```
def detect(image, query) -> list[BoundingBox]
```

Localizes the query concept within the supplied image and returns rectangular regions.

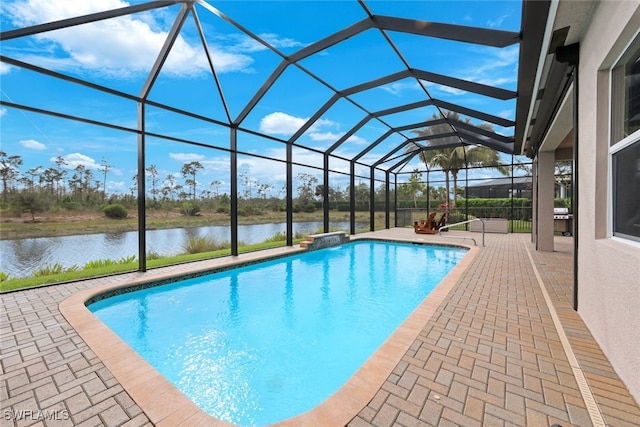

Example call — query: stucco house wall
[576,0,640,403]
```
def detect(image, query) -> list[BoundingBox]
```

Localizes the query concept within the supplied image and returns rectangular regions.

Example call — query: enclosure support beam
[370,167,375,231]
[230,127,238,256]
[323,154,330,233]
[426,170,431,217]
[286,144,293,246]
[350,162,356,235]
[385,171,391,229]
[394,174,398,227]
[510,155,515,233]
[137,102,147,272]
[463,147,469,229]
[139,3,191,100]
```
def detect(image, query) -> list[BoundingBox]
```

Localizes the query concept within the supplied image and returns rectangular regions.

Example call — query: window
[624,46,640,136]
[612,142,640,241]
[611,38,640,242]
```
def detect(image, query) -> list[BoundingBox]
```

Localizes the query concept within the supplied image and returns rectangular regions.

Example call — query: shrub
[147,199,162,210]
[147,251,163,260]
[263,231,287,242]
[303,202,316,213]
[61,199,80,211]
[263,231,305,243]
[180,201,201,216]
[13,191,51,221]
[448,212,468,224]
[84,259,115,269]
[83,256,136,269]
[119,255,136,264]
[238,205,263,216]
[554,198,570,208]
[182,236,229,254]
[0,272,9,282]
[102,203,128,219]
[455,198,531,220]
[34,263,65,277]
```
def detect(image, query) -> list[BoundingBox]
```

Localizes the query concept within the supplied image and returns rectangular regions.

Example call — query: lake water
[0,221,362,278]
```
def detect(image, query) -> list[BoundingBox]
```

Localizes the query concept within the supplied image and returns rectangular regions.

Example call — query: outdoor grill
[553,207,573,236]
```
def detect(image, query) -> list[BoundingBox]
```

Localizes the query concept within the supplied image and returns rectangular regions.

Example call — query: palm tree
[418,147,463,210]
[409,111,509,210]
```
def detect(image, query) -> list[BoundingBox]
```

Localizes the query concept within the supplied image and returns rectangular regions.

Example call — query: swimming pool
[88,240,467,426]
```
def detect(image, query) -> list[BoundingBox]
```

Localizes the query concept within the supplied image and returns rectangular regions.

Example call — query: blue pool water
[89,240,466,426]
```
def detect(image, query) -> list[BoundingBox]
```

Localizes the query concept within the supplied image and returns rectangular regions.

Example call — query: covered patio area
[2,230,638,426]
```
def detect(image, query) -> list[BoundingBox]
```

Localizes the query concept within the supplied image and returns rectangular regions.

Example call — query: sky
[0,0,528,198]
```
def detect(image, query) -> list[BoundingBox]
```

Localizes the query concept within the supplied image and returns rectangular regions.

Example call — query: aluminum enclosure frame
[0,0,545,269]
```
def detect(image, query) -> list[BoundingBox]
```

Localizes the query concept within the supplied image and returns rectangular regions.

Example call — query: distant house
[465,176,571,200]
[465,177,533,199]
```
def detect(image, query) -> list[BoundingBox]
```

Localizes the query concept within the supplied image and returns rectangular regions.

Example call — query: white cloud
[493,125,512,136]
[463,45,519,86]
[19,139,46,150]
[309,118,336,131]
[224,33,305,53]
[476,76,514,87]
[199,157,231,176]
[379,80,420,95]
[204,47,253,74]
[53,152,99,170]
[308,131,343,142]
[487,15,509,29]
[106,180,127,194]
[259,112,307,136]
[497,109,514,119]
[346,135,367,145]
[169,152,206,163]
[259,112,370,149]
[0,62,11,75]
[260,33,305,50]
[0,107,7,117]
[422,81,466,96]
[2,0,254,78]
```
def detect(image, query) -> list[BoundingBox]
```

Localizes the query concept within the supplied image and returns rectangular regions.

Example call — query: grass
[0,237,307,293]
[182,236,230,254]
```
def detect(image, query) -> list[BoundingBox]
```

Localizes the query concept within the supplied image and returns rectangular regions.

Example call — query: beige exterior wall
[575,0,640,403]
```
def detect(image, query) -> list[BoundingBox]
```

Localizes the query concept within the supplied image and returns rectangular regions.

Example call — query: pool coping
[59,237,479,426]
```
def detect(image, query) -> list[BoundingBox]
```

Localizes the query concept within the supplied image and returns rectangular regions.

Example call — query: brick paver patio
[1,230,639,426]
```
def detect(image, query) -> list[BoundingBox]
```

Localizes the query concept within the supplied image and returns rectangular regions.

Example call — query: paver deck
[1,229,639,426]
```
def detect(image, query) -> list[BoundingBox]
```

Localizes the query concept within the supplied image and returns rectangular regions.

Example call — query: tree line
[0,151,397,220]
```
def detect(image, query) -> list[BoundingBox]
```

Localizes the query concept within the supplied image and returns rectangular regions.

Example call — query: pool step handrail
[438,218,485,247]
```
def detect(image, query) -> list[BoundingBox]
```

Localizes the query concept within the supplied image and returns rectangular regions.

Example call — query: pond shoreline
[0,210,372,240]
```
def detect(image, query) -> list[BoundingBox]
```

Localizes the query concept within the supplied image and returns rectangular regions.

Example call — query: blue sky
[0,0,527,198]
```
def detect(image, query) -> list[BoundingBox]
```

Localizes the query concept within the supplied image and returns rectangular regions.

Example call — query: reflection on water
[0,221,359,278]
[103,231,127,245]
